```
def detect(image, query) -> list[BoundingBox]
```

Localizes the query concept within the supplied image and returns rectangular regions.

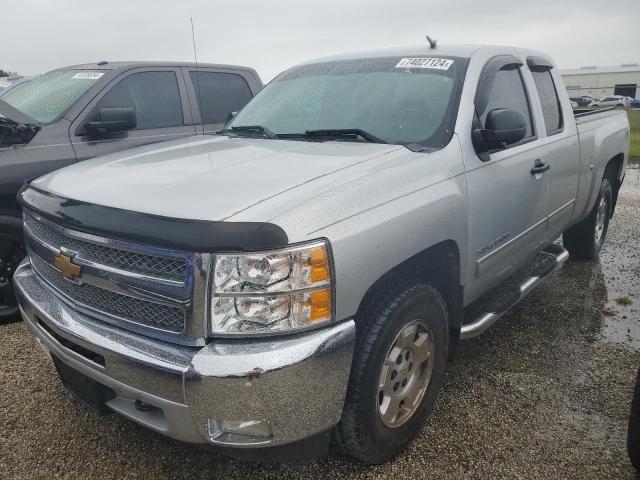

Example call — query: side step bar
[460,244,569,340]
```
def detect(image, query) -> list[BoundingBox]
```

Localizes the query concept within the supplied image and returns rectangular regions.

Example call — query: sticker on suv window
[395,58,454,70]
[71,72,104,80]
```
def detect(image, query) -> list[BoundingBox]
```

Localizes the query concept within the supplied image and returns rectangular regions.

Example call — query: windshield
[0,79,28,98]
[228,56,467,148]
[1,70,104,123]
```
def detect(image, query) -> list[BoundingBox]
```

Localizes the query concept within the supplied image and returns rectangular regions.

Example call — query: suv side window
[94,71,184,130]
[482,66,534,142]
[531,69,563,135]
[190,71,253,124]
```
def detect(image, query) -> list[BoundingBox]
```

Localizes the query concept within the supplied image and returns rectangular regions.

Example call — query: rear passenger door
[526,57,579,240]
[182,68,257,134]
[70,68,197,161]
[463,56,549,300]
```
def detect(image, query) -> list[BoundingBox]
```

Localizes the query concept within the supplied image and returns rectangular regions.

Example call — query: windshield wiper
[217,125,279,139]
[302,128,387,144]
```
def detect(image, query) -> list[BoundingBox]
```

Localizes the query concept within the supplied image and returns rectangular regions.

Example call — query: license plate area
[52,355,115,416]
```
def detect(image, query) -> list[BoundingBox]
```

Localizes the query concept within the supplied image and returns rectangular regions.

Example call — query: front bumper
[13,260,355,451]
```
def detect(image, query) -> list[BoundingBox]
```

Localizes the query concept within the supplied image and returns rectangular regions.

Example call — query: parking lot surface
[1,172,639,480]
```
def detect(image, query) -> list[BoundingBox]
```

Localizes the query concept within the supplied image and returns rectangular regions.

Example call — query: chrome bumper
[13,260,355,449]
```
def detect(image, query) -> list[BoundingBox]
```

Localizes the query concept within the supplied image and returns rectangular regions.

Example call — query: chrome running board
[460,244,569,340]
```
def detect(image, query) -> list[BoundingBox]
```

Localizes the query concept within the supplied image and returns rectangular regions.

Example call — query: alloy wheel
[377,319,434,428]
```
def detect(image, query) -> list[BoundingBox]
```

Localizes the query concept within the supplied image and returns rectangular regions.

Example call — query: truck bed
[572,107,629,222]
[574,107,621,122]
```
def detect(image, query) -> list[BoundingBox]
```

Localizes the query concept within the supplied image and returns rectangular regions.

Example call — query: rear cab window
[530,66,563,136]
[189,71,254,125]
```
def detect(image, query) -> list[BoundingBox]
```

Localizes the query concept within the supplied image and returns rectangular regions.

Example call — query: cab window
[92,71,184,130]
[481,66,535,143]
[531,69,563,135]
[190,71,253,124]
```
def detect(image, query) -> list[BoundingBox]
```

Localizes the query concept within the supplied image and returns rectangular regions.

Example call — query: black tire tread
[335,276,447,463]
[563,178,612,261]
[0,214,24,322]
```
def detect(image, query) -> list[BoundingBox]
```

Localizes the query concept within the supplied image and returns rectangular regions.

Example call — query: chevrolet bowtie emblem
[53,253,82,280]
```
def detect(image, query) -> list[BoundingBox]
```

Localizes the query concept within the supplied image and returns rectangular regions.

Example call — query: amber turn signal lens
[308,288,332,322]
[310,247,330,283]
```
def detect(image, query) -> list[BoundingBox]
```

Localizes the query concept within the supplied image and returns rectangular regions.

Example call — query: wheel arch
[355,240,463,361]
[604,153,624,217]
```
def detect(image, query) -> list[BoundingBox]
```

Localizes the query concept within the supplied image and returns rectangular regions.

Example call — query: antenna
[426,35,438,49]
[190,17,204,130]
[190,16,199,67]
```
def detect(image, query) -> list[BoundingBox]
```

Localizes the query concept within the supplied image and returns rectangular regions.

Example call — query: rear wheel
[563,177,612,261]
[0,215,25,323]
[335,277,448,464]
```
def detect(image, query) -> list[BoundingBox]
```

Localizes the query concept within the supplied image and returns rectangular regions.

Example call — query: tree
[0,69,11,77]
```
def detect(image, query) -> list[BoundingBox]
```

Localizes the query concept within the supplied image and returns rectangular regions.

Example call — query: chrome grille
[24,211,187,281]
[31,254,186,333]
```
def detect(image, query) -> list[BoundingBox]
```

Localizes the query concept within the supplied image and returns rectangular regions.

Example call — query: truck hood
[32,135,404,221]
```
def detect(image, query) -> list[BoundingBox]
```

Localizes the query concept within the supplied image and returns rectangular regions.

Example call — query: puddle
[597,175,640,351]
[599,291,640,350]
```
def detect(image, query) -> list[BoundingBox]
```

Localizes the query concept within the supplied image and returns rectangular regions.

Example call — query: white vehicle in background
[570,99,578,108]
[591,95,626,108]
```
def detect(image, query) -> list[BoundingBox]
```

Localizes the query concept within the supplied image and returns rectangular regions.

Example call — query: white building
[560,64,639,100]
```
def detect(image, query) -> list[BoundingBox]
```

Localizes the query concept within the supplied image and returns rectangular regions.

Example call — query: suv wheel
[0,215,25,323]
[335,277,448,464]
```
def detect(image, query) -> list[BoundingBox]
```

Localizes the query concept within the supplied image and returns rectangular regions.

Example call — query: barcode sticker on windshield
[395,58,454,70]
[72,72,104,80]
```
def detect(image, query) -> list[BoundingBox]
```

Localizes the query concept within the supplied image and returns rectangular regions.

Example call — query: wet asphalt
[1,170,639,479]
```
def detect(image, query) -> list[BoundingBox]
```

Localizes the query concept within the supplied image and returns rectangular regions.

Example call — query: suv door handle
[530,160,550,175]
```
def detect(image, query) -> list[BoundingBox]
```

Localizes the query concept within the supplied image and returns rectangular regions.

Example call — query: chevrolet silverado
[13,44,629,463]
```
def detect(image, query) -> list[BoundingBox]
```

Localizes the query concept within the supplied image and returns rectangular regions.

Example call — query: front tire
[335,277,448,464]
[563,177,612,261]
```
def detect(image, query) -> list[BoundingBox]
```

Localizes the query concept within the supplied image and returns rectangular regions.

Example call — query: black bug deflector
[17,184,289,252]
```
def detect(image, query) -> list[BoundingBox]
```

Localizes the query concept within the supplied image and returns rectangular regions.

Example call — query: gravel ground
[1,172,640,479]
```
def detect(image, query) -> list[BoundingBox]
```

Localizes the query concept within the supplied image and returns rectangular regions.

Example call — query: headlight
[211,240,334,334]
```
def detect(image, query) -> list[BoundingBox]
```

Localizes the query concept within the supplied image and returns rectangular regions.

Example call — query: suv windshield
[228,56,468,149]
[2,70,104,124]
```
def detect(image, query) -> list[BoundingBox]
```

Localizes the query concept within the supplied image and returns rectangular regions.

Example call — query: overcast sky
[2,0,638,81]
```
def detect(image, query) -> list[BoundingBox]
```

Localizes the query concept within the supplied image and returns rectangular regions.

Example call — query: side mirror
[225,111,239,123]
[85,107,136,136]
[473,108,526,153]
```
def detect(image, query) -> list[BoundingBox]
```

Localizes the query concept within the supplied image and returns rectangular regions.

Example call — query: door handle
[530,160,550,175]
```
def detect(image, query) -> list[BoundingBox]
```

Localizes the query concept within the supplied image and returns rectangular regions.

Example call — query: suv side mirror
[84,107,136,136]
[473,108,526,153]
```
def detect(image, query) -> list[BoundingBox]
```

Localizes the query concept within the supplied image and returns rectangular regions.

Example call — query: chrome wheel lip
[594,196,607,246]
[377,319,434,429]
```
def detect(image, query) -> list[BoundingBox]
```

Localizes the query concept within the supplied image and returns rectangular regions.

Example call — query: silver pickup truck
[13,44,629,464]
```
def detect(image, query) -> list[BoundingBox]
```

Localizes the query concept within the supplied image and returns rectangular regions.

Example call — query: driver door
[463,56,549,302]
[70,67,197,161]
